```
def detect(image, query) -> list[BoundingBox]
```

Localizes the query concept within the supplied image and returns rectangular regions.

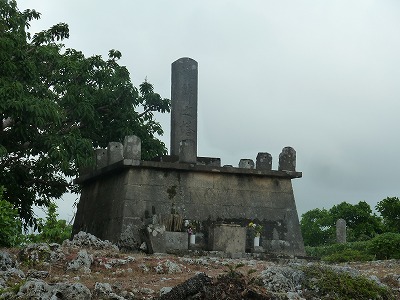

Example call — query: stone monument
[170,57,198,157]
[336,218,347,244]
[72,57,305,257]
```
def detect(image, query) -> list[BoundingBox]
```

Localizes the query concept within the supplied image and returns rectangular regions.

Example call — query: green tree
[330,201,382,241]
[301,201,382,246]
[0,186,23,246]
[28,202,72,244]
[300,208,333,246]
[376,197,400,233]
[0,0,170,227]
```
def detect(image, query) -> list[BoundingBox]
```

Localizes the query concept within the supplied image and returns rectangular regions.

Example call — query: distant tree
[376,197,400,233]
[0,0,170,227]
[300,208,333,246]
[301,201,382,246]
[329,201,382,241]
[27,202,72,244]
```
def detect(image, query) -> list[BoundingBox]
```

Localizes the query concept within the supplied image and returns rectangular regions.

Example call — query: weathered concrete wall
[73,170,127,241]
[73,160,305,256]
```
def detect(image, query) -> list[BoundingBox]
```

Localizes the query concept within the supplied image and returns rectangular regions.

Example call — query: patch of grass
[301,264,395,300]
[307,233,400,262]
[305,241,372,260]
[0,279,26,297]
[322,249,374,263]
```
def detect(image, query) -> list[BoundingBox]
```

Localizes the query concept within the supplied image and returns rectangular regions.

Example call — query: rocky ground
[1,232,400,299]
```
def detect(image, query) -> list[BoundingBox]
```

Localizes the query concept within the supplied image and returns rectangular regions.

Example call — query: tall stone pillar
[170,57,198,157]
[336,219,347,244]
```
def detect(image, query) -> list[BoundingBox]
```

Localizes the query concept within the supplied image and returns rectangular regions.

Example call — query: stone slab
[165,232,189,251]
[210,224,246,254]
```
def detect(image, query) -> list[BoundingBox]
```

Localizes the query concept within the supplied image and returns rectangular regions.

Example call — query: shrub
[28,202,72,244]
[302,264,395,299]
[368,233,400,260]
[305,240,371,260]
[0,186,23,247]
[322,249,374,263]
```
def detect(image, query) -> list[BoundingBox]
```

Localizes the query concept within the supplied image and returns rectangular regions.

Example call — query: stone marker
[95,149,108,169]
[336,219,346,244]
[278,147,296,171]
[107,142,123,165]
[142,225,166,254]
[179,139,196,163]
[170,57,198,157]
[210,224,246,258]
[256,152,272,170]
[165,232,189,251]
[239,159,255,169]
[123,135,141,160]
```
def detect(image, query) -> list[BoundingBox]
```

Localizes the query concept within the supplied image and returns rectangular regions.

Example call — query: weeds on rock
[301,264,395,300]
[190,263,275,300]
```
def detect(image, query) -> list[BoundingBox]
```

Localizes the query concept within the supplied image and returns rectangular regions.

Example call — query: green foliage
[301,201,382,247]
[27,202,72,244]
[376,197,400,232]
[301,208,334,246]
[224,263,245,278]
[307,233,400,262]
[302,264,395,300]
[0,190,71,246]
[222,263,261,287]
[0,280,25,297]
[305,241,371,260]
[367,232,400,260]
[0,186,23,246]
[0,0,170,227]
[322,249,374,263]
[329,201,382,241]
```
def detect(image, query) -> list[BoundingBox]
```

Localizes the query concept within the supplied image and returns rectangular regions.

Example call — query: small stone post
[278,147,296,171]
[123,135,141,165]
[336,219,347,244]
[256,152,272,170]
[107,142,123,165]
[170,57,198,157]
[239,159,255,169]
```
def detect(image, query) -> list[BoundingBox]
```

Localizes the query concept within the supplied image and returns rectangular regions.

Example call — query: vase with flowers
[185,220,197,244]
[248,221,263,247]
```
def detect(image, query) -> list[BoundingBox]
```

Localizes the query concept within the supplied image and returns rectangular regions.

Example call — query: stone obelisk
[170,57,198,161]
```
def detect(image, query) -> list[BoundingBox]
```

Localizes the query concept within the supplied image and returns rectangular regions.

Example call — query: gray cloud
[18,0,400,219]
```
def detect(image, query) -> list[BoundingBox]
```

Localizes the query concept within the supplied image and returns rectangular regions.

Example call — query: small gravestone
[336,219,346,244]
[256,152,272,170]
[278,147,296,171]
[239,159,255,169]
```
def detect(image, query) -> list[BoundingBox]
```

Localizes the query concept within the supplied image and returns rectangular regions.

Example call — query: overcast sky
[17,0,400,221]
